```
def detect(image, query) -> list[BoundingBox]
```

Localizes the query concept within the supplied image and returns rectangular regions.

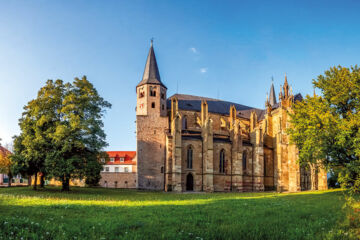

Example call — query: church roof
[137,42,167,89]
[167,94,266,120]
[0,146,11,156]
[294,93,303,102]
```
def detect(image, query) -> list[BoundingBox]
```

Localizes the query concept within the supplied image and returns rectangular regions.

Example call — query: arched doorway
[186,173,194,191]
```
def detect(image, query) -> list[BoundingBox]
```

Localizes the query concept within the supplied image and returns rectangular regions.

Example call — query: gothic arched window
[182,116,188,130]
[187,146,193,169]
[219,149,225,173]
[243,151,247,171]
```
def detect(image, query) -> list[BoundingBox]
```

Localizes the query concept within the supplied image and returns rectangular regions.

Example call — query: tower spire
[283,73,289,98]
[269,77,277,106]
[137,40,167,89]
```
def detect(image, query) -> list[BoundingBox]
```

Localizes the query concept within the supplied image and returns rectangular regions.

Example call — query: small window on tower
[162,104,164,110]
[161,92,165,99]
[139,88,145,98]
[152,102,155,108]
[150,86,156,97]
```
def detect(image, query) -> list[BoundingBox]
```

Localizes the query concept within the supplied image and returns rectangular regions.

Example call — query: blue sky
[1,0,360,150]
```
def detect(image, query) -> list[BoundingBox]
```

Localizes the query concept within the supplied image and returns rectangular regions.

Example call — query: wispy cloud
[190,47,198,54]
[200,68,208,74]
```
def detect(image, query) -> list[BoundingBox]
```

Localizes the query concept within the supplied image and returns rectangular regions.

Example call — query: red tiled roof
[0,146,11,155]
[105,151,136,165]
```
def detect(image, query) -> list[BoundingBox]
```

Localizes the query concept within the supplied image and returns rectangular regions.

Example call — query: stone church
[136,42,327,192]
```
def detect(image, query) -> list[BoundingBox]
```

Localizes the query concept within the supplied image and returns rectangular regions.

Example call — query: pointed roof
[283,73,289,97]
[137,41,167,89]
[269,82,276,106]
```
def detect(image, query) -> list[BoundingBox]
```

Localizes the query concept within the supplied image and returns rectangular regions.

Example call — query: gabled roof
[105,151,136,165]
[137,42,167,89]
[106,151,136,159]
[167,94,266,120]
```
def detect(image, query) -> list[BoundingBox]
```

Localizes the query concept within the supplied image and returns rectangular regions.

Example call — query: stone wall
[181,139,203,191]
[137,115,167,190]
[213,141,232,191]
[138,91,328,192]
[100,172,137,188]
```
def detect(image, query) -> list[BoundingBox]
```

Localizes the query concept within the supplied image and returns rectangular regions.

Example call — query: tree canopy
[288,66,360,193]
[12,76,111,190]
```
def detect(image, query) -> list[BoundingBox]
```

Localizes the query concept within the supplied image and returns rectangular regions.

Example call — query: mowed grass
[0,187,350,240]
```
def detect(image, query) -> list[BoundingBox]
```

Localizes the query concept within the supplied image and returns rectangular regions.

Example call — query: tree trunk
[7,176,11,187]
[40,174,45,188]
[7,172,12,187]
[33,172,38,190]
[61,175,70,191]
[28,176,31,186]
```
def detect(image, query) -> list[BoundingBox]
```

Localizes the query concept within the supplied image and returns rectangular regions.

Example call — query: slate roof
[167,94,266,120]
[294,93,303,102]
[137,42,167,89]
[269,83,277,106]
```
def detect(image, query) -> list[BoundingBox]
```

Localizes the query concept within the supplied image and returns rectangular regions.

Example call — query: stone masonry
[136,42,327,192]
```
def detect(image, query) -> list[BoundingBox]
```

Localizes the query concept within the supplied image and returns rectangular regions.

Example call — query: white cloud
[190,47,198,54]
[200,68,207,74]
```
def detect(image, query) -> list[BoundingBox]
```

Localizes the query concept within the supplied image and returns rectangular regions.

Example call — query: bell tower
[136,40,167,117]
[136,40,168,190]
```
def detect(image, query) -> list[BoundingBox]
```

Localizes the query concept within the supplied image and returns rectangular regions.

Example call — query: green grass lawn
[0,187,353,240]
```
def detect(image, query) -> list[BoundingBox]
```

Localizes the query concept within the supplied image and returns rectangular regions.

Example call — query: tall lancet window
[243,151,247,171]
[187,146,193,169]
[182,116,188,130]
[219,149,225,173]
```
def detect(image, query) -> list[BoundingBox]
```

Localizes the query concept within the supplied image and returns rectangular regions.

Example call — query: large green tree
[288,66,360,193]
[12,80,63,189]
[13,76,111,191]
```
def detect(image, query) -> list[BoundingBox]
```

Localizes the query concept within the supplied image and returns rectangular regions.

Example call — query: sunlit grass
[0,187,352,240]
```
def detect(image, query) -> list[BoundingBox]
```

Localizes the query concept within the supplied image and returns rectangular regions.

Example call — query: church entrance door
[186,173,194,191]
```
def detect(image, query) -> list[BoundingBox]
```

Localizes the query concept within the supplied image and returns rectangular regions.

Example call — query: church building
[136,41,327,192]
